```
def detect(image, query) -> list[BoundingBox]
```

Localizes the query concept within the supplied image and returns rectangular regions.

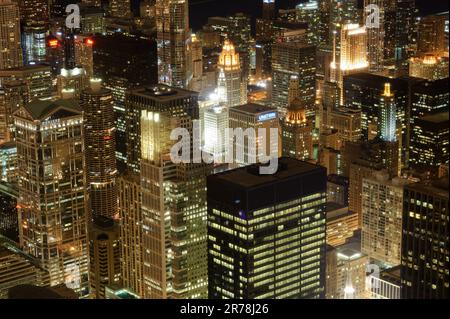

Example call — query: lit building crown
[218,39,240,71]
[286,98,307,124]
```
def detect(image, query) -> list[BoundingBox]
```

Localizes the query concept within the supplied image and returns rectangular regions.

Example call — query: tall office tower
[343,74,412,166]
[203,104,228,163]
[118,173,144,297]
[361,171,410,266]
[272,42,316,116]
[329,0,359,42]
[109,0,132,18]
[125,85,199,173]
[208,158,327,299]
[317,0,331,45]
[417,14,447,54]
[125,85,208,299]
[94,33,158,86]
[326,203,358,246]
[190,34,203,93]
[281,98,313,161]
[379,83,397,142]
[401,178,449,299]
[344,139,399,225]
[296,1,321,45]
[208,14,252,81]
[262,0,275,20]
[22,25,47,65]
[330,24,368,104]
[326,241,369,299]
[81,79,120,299]
[74,36,94,79]
[13,98,89,296]
[19,0,49,66]
[409,112,449,175]
[394,0,416,72]
[327,107,361,150]
[409,54,449,81]
[228,103,280,167]
[0,65,52,100]
[80,5,106,34]
[217,40,246,107]
[19,0,49,26]
[156,0,192,89]
[57,33,88,99]
[93,33,157,170]
[0,0,23,70]
[411,78,449,122]
[364,0,385,72]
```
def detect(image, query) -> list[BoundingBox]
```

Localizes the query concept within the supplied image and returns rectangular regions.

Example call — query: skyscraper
[125,85,209,299]
[19,0,49,66]
[156,0,192,88]
[331,24,368,104]
[401,178,449,299]
[379,83,397,143]
[108,0,132,18]
[362,171,410,266]
[409,112,449,175]
[417,13,446,54]
[272,42,316,115]
[364,0,385,72]
[217,39,246,107]
[228,103,280,167]
[207,158,327,299]
[262,0,275,21]
[81,79,121,298]
[296,0,321,45]
[0,0,23,70]
[281,98,313,161]
[14,98,89,296]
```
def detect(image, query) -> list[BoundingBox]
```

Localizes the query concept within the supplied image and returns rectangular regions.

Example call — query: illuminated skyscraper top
[262,0,276,20]
[218,39,240,71]
[380,83,397,142]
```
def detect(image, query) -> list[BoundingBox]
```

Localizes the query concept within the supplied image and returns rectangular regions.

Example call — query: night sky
[189,0,449,31]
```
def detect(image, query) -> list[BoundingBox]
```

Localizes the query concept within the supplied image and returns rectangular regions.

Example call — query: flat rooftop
[129,84,198,102]
[230,103,277,115]
[213,157,324,189]
[420,111,449,124]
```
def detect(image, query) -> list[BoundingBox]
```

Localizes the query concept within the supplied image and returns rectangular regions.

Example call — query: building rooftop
[212,157,324,189]
[129,84,198,102]
[229,103,277,115]
[407,177,449,199]
[419,111,449,124]
[21,99,81,121]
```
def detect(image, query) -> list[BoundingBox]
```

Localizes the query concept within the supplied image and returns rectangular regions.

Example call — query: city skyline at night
[0,0,448,307]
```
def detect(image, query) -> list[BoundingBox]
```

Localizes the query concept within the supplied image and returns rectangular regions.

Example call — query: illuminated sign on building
[258,112,277,122]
